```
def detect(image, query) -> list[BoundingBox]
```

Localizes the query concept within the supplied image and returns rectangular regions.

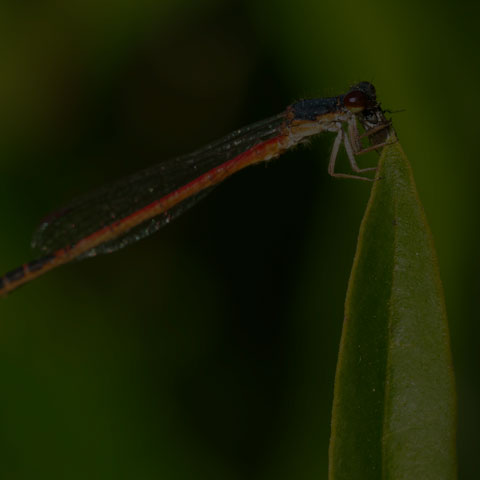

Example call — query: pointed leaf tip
[329,138,457,480]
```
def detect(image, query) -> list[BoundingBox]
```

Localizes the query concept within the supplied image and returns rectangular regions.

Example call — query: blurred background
[0,0,477,478]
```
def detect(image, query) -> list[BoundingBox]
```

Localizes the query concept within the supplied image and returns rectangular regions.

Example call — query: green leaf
[328,138,457,479]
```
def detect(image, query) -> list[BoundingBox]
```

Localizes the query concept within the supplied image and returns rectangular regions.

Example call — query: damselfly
[0,81,390,295]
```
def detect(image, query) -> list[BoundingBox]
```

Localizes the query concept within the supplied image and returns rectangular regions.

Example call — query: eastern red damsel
[0,81,390,295]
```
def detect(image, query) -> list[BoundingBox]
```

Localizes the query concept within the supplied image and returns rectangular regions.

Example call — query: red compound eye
[344,90,368,113]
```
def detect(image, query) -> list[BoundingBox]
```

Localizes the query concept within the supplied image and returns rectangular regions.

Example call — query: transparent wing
[77,188,213,259]
[32,113,287,257]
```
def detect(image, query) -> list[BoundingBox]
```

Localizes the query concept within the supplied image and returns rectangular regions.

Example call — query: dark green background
[0,1,477,478]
